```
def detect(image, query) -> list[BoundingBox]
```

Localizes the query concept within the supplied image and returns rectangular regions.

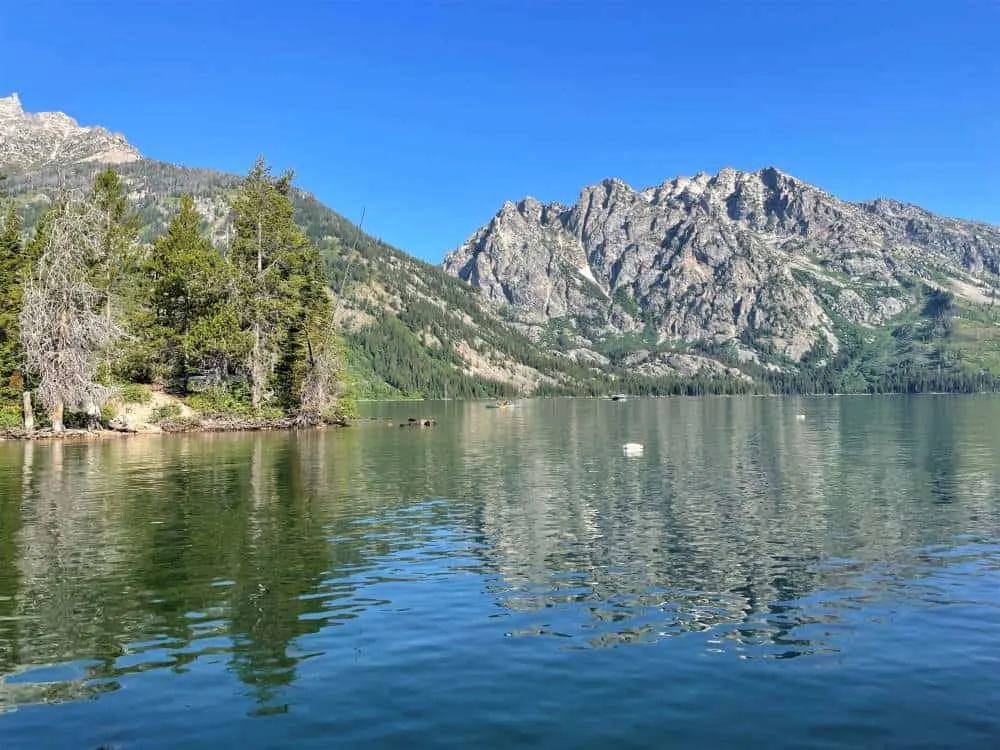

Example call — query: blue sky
[2,1,998,262]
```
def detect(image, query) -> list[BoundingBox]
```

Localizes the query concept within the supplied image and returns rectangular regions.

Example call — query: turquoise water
[1,396,999,748]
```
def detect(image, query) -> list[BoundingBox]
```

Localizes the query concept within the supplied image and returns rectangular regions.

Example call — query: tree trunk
[85,401,101,431]
[251,322,263,412]
[22,390,34,431]
[257,210,264,273]
[251,209,264,412]
[51,401,64,434]
[105,297,113,379]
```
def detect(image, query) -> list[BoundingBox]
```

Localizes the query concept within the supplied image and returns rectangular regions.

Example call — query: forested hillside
[0,162,348,431]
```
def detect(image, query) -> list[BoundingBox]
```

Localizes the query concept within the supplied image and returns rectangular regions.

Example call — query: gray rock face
[444,167,1000,361]
[448,197,608,323]
[0,93,141,171]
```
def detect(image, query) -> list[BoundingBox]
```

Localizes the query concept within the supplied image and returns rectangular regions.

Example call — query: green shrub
[100,403,117,425]
[149,403,183,422]
[119,383,153,405]
[187,383,254,417]
[0,401,22,429]
[64,410,104,429]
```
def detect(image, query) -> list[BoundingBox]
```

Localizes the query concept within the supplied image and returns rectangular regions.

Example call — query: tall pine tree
[146,193,248,387]
[0,204,27,402]
[90,167,141,381]
[228,158,344,415]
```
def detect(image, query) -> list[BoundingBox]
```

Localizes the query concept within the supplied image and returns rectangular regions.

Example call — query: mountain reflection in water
[1,396,999,749]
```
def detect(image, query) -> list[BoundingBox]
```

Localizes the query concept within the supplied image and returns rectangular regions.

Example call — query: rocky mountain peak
[0,93,23,117]
[0,93,141,172]
[444,167,1000,365]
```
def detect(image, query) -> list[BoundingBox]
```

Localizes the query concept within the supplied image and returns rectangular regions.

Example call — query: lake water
[1,396,999,748]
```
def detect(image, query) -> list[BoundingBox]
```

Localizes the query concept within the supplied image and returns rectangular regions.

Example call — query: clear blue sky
[2,1,998,262]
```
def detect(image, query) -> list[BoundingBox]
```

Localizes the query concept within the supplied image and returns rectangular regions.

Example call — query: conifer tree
[90,167,142,379]
[146,193,248,387]
[0,204,26,401]
[228,158,344,415]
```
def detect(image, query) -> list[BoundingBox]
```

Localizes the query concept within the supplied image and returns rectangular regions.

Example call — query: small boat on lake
[486,399,515,410]
[609,394,628,402]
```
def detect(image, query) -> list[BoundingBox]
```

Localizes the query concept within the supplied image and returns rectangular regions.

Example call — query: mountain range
[4,92,1000,396]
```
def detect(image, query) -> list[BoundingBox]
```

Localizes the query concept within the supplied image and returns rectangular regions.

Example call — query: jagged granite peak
[0,92,24,117]
[0,93,141,171]
[444,167,1000,363]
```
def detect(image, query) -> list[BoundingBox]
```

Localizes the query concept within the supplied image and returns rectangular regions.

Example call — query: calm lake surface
[1,396,999,748]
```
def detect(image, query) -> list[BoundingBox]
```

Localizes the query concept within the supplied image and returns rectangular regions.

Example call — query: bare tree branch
[19,198,122,431]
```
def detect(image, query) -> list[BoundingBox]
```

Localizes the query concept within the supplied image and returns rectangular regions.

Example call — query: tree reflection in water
[0,396,999,716]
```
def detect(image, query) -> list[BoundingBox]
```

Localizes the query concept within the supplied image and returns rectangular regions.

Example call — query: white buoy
[622,442,644,457]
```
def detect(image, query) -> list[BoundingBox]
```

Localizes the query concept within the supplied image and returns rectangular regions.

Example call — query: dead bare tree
[298,332,347,423]
[19,198,121,432]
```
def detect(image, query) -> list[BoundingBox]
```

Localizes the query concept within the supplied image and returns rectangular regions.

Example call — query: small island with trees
[0,159,352,438]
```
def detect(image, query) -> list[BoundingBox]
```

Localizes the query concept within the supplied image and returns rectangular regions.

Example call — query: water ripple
[0,397,999,748]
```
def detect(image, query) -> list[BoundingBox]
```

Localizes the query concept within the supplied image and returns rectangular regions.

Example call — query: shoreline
[4,390,988,441]
[0,415,351,442]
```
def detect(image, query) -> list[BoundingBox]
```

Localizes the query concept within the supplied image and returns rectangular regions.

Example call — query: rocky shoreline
[0,414,351,441]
